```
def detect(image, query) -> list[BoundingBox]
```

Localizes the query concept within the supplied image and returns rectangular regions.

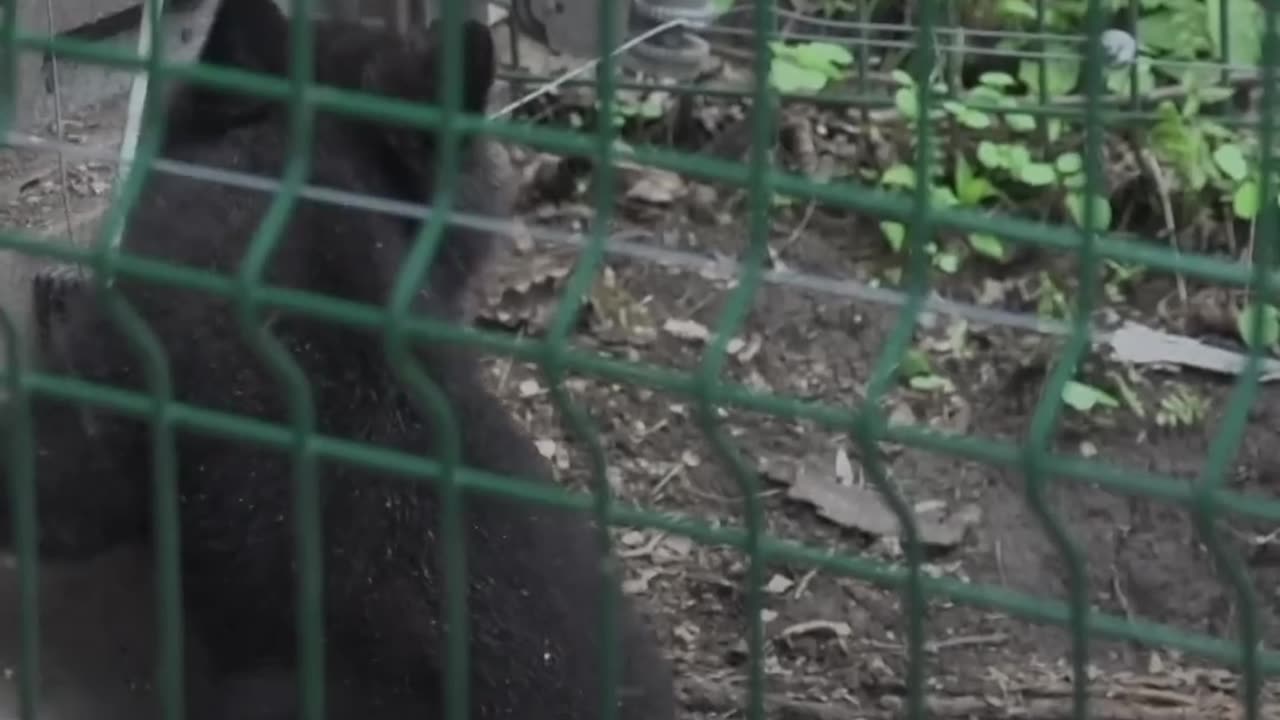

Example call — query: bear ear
[165,0,291,134]
[198,0,289,75]
[431,19,497,117]
[360,19,496,118]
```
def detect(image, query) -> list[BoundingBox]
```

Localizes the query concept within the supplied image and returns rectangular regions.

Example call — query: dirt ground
[468,146,1280,718]
[7,90,1280,720]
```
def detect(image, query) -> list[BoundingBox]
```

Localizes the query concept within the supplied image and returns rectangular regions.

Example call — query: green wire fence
[1,0,1279,719]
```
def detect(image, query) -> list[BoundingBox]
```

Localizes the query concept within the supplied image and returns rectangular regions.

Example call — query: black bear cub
[0,1,675,720]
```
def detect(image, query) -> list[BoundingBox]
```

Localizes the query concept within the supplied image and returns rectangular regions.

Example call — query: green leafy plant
[857,0,1264,291]
[1149,90,1235,195]
[1051,151,1112,231]
[1238,302,1280,350]
[876,163,965,274]
[898,348,954,392]
[606,91,667,127]
[1062,380,1120,413]
[1109,369,1147,419]
[1144,84,1280,248]
[1156,384,1209,428]
[769,41,853,94]
[976,139,1055,187]
[1033,272,1072,322]
[1001,0,1260,88]
[878,68,1124,271]
[1103,259,1147,303]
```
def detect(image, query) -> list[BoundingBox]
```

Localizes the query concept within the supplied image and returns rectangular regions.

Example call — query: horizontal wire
[9,0,1230,347]
[489,17,686,118]
[3,128,1085,340]
[708,9,1262,76]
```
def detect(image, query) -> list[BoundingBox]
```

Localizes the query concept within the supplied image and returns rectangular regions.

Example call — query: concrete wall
[0,0,219,382]
[14,0,143,133]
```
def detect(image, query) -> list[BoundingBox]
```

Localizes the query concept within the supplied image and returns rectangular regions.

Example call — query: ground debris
[759,450,981,548]
[1106,320,1280,381]
[681,668,1280,720]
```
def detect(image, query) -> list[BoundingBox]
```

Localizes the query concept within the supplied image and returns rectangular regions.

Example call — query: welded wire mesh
[1,1,1279,720]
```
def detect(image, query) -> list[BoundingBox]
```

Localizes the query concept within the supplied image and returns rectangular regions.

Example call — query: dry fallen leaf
[622,567,662,595]
[660,535,693,558]
[663,317,711,342]
[834,447,854,486]
[778,455,981,548]
[517,379,543,398]
[534,438,558,460]
[779,619,852,640]
[765,574,794,594]
[732,334,763,362]
[619,163,686,205]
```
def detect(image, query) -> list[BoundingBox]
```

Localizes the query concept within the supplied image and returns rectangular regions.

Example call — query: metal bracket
[622,0,716,79]
[525,0,631,60]
[510,0,718,80]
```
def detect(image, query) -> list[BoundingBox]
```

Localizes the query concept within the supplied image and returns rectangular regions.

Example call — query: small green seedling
[1156,385,1208,429]
[1103,259,1146,302]
[769,41,853,94]
[1238,302,1280,350]
[1034,272,1072,321]
[1062,380,1120,413]
[606,93,667,127]
[1108,369,1147,419]
[899,348,954,392]
[976,140,1056,187]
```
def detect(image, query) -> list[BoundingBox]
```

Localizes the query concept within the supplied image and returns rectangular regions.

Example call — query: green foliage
[850,0,1275,292]
[899,349,954,392]
[876,69,1120,273]
[1000,0,1261,91]
[1238,303,1280,350]
[606,91,667,127]
[767,0,1280,382]
[1062,380,1120,413]
[1018,44,1081,98]
[1149,90,1235,193]
[768,41,853,94]
[1141,81,1280,272]
[1156,384,1210,428]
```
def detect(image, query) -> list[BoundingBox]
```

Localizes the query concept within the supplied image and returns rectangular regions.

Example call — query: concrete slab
[21,1,216,134]
[0,98,125,377]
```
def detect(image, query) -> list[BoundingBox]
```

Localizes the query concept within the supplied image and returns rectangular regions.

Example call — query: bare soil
[472,150,1280,718]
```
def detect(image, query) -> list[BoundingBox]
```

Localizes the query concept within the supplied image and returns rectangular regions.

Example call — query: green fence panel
[2,0,1280,720]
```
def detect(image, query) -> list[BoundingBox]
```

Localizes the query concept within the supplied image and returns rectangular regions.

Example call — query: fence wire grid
[1,0,1280,719]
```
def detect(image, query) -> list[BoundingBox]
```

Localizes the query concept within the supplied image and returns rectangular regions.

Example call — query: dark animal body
[0,1,674,720]
[0,544,302,720]
[0,547,220,720]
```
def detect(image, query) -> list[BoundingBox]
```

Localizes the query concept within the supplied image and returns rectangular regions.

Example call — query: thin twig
[489,18,687,119]
[776,200,817,256]
[43,0,76,256]
[1136,144,1187,305]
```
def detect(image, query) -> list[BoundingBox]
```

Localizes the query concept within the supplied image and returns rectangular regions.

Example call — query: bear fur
[0,2,674,720]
